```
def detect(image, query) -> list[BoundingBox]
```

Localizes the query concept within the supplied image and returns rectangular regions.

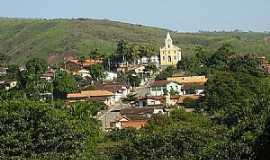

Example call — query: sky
[0,0,269,32]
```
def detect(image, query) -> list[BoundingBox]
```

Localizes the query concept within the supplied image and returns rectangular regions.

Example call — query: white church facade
[160,33,182,66]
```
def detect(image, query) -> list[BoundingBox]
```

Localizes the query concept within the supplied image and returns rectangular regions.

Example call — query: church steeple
[165,32,173,48]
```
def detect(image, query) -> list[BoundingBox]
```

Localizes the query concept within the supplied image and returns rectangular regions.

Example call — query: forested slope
[0,18,269,64]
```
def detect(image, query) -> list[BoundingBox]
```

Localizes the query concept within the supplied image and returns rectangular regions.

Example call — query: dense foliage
[0,100,105,159]
[0,100,82,159]
[53,70,77,99]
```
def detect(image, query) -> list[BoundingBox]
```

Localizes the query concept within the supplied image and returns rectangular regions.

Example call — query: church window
[168,56,172,62]
[174,56,177,60]
[163,56,165,60]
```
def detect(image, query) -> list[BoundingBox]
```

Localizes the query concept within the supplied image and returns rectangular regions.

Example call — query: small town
[1,33,208,130]
[0,0,270,160]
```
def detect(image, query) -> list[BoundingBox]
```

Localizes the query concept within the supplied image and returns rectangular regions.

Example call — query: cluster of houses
[139,75,207,107]
[107,74,208,130]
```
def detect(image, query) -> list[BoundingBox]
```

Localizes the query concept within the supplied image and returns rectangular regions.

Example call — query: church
[160,33,182,66]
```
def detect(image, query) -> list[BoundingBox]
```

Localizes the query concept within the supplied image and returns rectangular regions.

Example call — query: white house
[0,67,8,76]
[137,56,149,64]
[78,69,91,78]
[183,83,205,96]
[137,56,160,66]
[149,80,183,96]
[104,71,118,81]
[150,55,160,65]
[134,66,145,74]
[97,82,131,102]
[2,81,18,90]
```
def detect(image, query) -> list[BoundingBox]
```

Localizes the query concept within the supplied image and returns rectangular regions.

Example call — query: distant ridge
[0,18,269,64]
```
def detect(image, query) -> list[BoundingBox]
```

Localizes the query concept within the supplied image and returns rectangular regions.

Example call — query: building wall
[149,82,183,96]
[167,76,208,84]
[160,48,182,66]
[147,99,162,106]
[166,82,183,95]
[122,120,147,129]
[149,86,166,96]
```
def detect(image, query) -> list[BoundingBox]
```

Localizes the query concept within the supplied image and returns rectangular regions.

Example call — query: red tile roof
[120,107,154,116]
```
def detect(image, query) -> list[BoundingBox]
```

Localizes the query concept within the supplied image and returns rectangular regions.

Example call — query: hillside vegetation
[0,18,270,64]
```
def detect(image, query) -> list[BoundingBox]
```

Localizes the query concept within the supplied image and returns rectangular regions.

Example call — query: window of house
[168,56,172,62]
[174,56,177,60]
[163,56,165,60]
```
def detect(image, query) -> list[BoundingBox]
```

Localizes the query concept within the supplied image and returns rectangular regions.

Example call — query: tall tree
[0,100,84,159]
[25,58,47,75]
[88,64,105,81]
[53,71,77,99]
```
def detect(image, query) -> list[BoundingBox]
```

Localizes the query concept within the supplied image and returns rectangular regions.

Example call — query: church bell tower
[165,33,173,48]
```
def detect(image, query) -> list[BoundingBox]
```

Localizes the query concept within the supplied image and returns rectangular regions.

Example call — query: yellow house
[160,33,182,66]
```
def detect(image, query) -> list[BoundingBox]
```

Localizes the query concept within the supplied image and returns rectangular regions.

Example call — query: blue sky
[0,0,269,32]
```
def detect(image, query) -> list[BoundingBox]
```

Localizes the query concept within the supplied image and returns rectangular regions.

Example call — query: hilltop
[0,18,270,64]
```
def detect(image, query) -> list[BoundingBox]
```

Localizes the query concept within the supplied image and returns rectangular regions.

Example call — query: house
[82,58,103,68]
[137,56,149,64]
[64,58,103,72]
[133,66,145,74]
[160,33,182,66]
[167,74,207,96]
[182,83,205,96]
[167,74,208,84]
[150,55,160,65]
[19,66,26,72]
[0,80,18,90]
[137,56,160,65]
[120,107,155,118]
[67,90,115,106]
[111,116,148,129]
[104,71,118,81]
[40,68,55,81]
[65,59,82,72]
[138,95,184,107]
[149,80,183,96]
[78,69,91,78]
[258,56,270,74]
[96,81,131,102]
[116,63,129,73]
[110,106,166,129]
[0,67,8,76]
[178,95,202,103]
[40,72,54,81]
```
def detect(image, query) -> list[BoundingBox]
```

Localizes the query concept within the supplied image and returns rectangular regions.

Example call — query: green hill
[0,18,270,64]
